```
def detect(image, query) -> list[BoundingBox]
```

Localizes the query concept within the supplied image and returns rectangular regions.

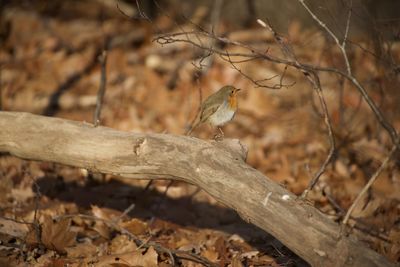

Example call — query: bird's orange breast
[228,94,238,109]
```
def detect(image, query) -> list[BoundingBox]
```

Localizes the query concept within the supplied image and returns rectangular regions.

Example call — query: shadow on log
[0,111,394,267]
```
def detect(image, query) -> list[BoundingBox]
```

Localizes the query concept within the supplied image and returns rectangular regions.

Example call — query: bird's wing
[186,102,219,135]
[200,102,220,123]
[197,88,226,123]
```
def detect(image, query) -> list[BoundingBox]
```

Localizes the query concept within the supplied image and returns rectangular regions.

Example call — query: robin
[187,85,240,138]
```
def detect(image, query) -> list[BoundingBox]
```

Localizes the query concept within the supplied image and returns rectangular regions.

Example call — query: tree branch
[342,140,399,225]
[0,111,394,267]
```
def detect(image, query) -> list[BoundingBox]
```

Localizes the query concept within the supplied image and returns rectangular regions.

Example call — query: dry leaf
[93,220,111,239]
[202,249,219,262]
[241,250,259,259]
[0,175,13,202]
[35,250,56,266]
[386,229,400,261]
[0,217,29,238]
[91,205,121,239]
[65,241,98,258]
[93,246,158,267]
[257,254,276,265]
[228,234,245,243]
[109,235,138,254]
[91,205,122,221]
[230,255,244,267]
[10,187,35,202]
[41,215,77,253]
[120,218,148,236]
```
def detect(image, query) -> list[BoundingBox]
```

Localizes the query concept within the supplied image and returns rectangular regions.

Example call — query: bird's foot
[213,127,225,141]
[213,133,224,141]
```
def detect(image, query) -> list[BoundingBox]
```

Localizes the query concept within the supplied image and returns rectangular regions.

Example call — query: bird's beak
[235,88,241,93]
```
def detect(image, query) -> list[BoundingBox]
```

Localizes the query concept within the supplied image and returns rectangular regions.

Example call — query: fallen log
[0,111,394,267]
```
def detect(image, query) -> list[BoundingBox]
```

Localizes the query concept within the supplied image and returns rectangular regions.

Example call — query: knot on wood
[133,137,147,155]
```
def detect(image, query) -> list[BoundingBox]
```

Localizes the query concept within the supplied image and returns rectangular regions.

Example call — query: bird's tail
[186,120,200,136]
[185,104,203,136]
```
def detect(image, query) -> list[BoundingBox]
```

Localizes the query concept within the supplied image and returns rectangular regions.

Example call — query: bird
[187,85,240,138]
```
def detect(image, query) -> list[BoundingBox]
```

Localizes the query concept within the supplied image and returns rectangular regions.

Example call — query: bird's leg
[213,127,224,141]
[218,127,224,136]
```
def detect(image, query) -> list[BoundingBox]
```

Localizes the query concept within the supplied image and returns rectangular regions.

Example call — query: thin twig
[342,141,398,225]
[267,2,394,203]
[322,189,391,243]
[135,0,151,21]
[117,0,152,21]
[296,0,397,143]
[338,77,345,127]
[0,66,2,110]
[93,50,108,127]
[342,0,352,50]
[113,203,135,224]
[199,0,223,73]
[303,75,336,195]
[223,52,295,89]
[26,165,42,245]
[257,19,336,195]
[298,0,352,75]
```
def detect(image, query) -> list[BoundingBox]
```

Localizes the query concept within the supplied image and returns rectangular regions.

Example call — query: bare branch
[113,203,135,224]
[198,0,224,74]
[0,66,2,110]
[342,140,399,225]
[297,0,352,75]
[295,0,399,217]
[342,0,353,49]
[93,50,108,127]
[223,52,294,89]
[303,73,336,194]
[257,19,336,195]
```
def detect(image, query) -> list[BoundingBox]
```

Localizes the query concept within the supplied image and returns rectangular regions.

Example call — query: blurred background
[0,0,399,266]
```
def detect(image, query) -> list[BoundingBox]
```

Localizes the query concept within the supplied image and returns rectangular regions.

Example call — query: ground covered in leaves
[1,1,399,266]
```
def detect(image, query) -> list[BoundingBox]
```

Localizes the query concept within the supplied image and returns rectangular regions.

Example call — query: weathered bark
[0,111,394,267]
